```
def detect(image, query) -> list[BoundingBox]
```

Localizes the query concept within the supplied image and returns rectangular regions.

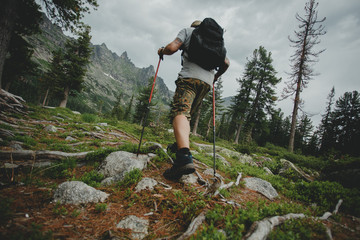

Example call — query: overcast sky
[81,0,360,127]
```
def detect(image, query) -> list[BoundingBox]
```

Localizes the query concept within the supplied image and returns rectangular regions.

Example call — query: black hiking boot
[167,142,178,154]
[163,148,195,181]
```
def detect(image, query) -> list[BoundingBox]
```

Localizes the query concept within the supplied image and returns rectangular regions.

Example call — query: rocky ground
[0,90,359,239]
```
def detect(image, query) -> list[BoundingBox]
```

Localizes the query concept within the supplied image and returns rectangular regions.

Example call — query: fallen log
[243,213,306,240]
[244,199,344,240]
[0,150,92,162]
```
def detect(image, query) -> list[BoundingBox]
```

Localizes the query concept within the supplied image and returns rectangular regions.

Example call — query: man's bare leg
[173,114,190,150]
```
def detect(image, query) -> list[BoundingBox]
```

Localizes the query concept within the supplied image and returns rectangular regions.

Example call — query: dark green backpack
[187,18,226,71]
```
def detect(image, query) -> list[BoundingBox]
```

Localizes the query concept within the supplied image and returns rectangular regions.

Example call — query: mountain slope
[28,14,172,113]
[0,99,359,239]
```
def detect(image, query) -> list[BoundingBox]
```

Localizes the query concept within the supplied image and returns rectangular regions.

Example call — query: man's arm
[214,57,230,82]
[158,38,183,58]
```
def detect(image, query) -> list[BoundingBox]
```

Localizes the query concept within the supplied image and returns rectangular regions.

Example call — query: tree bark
[42,88,49,106]
[234,119,245,144]
[205,115,212,139]
[177,211,207,240]
[0,0,19,89]
[288,84,301,152]
[0,150,91,162]
[59,85,70,108]
[244,213,305,240]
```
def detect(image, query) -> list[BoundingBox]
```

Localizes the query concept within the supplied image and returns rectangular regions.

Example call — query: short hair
[191,20,202,28]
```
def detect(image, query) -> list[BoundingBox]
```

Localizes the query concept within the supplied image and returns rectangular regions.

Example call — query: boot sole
[163,163,195,180]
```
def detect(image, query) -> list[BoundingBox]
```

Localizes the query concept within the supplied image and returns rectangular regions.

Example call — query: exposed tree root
[177,210,207,240]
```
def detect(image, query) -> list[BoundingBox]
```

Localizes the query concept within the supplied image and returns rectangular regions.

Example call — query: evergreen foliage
[133,77,157,126]
[0,0,98,88]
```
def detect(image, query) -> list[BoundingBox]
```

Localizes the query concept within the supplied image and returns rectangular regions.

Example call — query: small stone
[135,178,158,192]
[44,125,57,132]
[117,215,149,240]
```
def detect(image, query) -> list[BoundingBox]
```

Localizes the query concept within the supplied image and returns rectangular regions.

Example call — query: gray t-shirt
[176,27,215,87]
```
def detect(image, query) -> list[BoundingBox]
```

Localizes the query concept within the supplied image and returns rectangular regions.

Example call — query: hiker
[158,18,230,180]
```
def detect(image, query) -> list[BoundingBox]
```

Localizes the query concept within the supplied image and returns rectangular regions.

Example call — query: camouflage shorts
[170,78,210,122]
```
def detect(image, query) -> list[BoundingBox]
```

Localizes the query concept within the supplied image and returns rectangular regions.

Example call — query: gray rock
[98,151,149,185]
[65,136,76,141]
[117,215,149,240]
[244,177,278,200]
[10,142,23,150]
[206,153,230,166]
[238,154,256,166]
[72,111,81,115]
[180,173,198,184]
[193,142,256,166]
[94,126,102,131]
[44,125,57,132]
[53,181,109,204]
[263,167,274,175]
[98,122,108,127]
[135,178,157,192]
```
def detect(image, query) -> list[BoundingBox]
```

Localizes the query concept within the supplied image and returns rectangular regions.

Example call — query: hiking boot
[167,142,178,154]
[163,149,195,180]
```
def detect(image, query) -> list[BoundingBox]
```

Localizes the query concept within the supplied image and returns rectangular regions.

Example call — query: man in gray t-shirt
[158,19,230,180]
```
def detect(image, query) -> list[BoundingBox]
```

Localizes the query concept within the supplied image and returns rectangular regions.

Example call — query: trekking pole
[137,57,161,156]
[212,81,216,176]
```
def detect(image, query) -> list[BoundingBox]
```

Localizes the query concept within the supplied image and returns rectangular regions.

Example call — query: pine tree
[330,91,360,156]
[205,78,225,139]
[111,94,124,120]
[294,113,314,152]
[229,75,254,144]
[41,48,65,106]
[319,87,336,153]
[267,108,287,147]
[59,26,92,108]
[2,34,38,91]
[283,0,326,152]
[133,78,157,126]
[0,0,98,88]
[124,94,134,122]
[242,46,281,143]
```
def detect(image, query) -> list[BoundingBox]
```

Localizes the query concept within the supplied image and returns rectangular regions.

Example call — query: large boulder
[53,181,109,204]
[98,151,150,185]
[244,177,278,200]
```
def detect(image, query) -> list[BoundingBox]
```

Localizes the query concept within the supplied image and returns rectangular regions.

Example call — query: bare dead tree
[283,0,326,152]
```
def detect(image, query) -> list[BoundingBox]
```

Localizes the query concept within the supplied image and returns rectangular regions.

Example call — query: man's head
[191,20,201,28]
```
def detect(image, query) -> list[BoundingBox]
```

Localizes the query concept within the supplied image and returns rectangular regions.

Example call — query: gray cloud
[82,0,360,127]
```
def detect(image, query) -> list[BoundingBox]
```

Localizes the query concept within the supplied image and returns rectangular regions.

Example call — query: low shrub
[79,170,104,188]
[81,113,98,123]
[118,168,143,188]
